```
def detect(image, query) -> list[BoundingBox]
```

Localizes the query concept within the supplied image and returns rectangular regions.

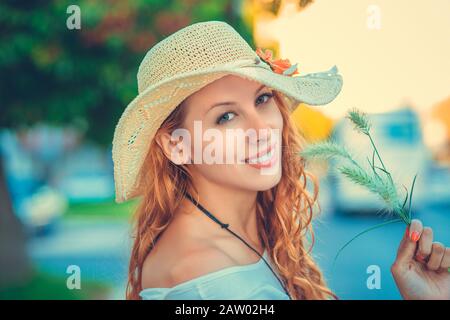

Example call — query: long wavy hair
[126,89,337,300]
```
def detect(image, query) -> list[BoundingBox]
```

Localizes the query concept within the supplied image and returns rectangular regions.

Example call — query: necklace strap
[184,192,229,229]
[183,191,292,300]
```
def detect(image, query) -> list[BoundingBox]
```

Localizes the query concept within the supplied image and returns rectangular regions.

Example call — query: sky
[255,0,450,119]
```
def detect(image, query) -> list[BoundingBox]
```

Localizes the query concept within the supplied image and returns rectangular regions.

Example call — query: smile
[244,143,278,169]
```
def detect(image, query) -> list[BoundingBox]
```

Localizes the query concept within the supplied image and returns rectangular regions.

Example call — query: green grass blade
[332,218,403,270]
[401,185,409,210]
[374,165,392,179]
[407,174,418,220]
[367,157,381,180]
[372,149,376,168]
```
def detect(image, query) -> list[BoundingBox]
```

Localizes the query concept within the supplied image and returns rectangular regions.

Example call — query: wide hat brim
[112,62,343,203]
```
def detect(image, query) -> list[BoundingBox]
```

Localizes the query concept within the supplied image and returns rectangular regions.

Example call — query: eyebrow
[206,84,267,111]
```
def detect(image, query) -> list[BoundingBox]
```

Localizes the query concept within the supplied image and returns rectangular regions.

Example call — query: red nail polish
[411,231,420,242]
[405,227,410,238]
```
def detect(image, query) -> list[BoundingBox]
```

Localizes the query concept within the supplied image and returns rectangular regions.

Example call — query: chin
[248,169,282,191]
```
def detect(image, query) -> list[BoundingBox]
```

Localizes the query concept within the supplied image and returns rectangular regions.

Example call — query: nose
[246,110,272,146]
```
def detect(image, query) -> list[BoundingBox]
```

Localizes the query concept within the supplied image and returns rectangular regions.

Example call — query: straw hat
[112,20,343,203]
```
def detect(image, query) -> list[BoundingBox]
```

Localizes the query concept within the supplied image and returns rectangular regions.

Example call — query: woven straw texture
[112,20,343,203]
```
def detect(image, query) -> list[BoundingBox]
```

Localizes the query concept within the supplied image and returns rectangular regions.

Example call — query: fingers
[395,219,423,265]
[413,224,450,273]
[427,242,445,271]
[394,219,450,274]
[416,227,433,263]
[439,248,450,273]
[408,219,423,243]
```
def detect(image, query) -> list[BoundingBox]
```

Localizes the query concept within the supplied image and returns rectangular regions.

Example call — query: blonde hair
[126,90,337,300]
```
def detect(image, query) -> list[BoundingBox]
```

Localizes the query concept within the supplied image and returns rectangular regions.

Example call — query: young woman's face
[177,74,284,192]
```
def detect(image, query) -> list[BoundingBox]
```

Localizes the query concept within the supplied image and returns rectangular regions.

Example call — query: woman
[112,21,449,300]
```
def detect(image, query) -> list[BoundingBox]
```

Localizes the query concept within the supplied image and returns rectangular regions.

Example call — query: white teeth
[248,148,274,164]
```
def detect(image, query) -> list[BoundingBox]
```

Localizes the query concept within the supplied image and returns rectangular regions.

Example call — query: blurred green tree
[0,0,253,288]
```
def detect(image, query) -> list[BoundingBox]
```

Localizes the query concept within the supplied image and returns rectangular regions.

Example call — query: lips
[244,142,277,166]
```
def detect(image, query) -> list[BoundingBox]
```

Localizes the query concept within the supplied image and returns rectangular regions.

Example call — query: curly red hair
[125,90,337,300]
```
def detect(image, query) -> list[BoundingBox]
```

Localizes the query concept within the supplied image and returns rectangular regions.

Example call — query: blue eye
[216,112,236,125]
[256,92,274,106]
[215,93,273,125]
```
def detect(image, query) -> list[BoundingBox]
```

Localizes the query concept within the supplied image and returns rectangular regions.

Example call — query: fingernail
[405,227,410,238]
[410,231,420,242]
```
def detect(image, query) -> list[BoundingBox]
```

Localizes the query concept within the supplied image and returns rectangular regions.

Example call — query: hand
[391,219,450,300]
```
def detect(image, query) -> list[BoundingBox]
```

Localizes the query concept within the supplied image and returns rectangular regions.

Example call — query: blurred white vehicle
[329,107,429,214]
[18,185,68,230]
[54,144,115,203]
[1,130,66,233]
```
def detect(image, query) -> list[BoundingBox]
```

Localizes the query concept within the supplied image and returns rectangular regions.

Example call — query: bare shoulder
[170,245,237,286]
[141,242,236,289]
[141,219,236,290]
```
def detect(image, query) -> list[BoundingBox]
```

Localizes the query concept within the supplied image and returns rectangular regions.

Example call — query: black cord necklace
[184,192,293,300]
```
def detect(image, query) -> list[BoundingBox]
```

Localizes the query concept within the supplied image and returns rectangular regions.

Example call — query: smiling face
[157,74,284,192]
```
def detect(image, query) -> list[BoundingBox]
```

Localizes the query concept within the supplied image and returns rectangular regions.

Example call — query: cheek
[263,101,284,130]
[192,162,242,187]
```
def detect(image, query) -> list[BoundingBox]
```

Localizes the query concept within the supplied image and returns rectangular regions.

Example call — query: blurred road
[29,206,449,300]
[28,219,131,299]
[313,206,450,299]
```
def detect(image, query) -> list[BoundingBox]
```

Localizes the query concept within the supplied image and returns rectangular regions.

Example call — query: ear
[155,129,191,165]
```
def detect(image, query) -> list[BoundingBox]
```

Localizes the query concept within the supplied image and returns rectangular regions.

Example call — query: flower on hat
[256,48,299,76]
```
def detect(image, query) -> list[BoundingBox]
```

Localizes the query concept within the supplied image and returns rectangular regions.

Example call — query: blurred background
[0,0,449,300]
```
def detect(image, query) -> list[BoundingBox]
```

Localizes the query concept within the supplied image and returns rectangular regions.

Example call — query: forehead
[184,74,264,104]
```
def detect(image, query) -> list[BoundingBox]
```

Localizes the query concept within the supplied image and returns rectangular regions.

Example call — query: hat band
[217,57,272,71]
